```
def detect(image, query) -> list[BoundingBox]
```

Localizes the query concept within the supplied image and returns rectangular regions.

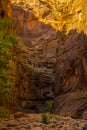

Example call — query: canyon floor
[0,112,87,130]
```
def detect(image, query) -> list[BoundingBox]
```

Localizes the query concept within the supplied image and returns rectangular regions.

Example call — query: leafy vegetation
[41,113,61,124]
[41,99,61,124]
[45,99,54,113]
[0,18,19,108]
[41,113,50,124]
[0,107,9,118]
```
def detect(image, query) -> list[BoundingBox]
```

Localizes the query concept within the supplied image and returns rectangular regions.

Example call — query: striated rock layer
[11,0,87,119]
[53,30,87,119]
[12,6,57,113]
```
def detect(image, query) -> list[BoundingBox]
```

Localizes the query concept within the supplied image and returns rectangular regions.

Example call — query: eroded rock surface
[53,31,87,119]
[11,0,83,33]
[11,2,87,119]
[12,6,58,113]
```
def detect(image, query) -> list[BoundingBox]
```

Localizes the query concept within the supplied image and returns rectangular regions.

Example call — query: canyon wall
[12,6,57,112]
[11,0,87,119]
[53,31,87,119]
[11,0,83,33]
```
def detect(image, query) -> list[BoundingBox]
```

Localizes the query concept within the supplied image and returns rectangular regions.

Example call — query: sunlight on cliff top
[11,0,87,34]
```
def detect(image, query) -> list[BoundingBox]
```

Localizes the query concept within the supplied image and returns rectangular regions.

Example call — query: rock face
[12,6,58,113]
[0,0,12,19]
[53,31,87,119]
[53,92,87,119]
[11,0,83,33]
[11,1,87,119]
[55,31,87,95]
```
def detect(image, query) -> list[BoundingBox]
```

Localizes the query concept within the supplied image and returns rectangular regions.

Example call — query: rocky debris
[0,113,87,130]
[83,124,87,130]
[14,112,27,119]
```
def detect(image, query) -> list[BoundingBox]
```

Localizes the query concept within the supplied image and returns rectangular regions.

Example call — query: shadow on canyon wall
[12,5,87,119]
[53,30,87,119]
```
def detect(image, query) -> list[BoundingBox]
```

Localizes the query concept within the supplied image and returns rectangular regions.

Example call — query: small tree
[0,18,19,107]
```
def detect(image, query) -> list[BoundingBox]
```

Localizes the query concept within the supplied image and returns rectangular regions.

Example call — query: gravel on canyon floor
[0,112,87,130]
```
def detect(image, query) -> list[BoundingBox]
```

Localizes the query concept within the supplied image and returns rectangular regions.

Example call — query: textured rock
[53,30,87,119]
[0,0,12,19]
[55,30,87,95]
[12,6,57,113]
[11,0,87,119]
[53,92,87,119]
[11,0,83,33]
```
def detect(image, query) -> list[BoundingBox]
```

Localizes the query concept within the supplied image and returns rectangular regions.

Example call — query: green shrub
[41,113,50,124]
[53,115,61,121]
[0,18,19,106]
[0,107,9,118]
[41,113,62,124]
[45,100,54,113]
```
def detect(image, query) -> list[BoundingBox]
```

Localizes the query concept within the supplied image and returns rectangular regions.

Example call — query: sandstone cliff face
[0,0,12,19]
[53,31,87,119]
[12,5,57,112]
[11,0,83,33]
[11,0,87,119]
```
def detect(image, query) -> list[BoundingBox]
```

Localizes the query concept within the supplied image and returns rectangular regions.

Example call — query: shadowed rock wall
[12,6,57,113]
[53,31,87,119]
[11,2,87,119]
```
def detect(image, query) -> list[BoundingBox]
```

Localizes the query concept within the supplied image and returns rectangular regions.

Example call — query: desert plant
[45,99,54,113]
[41,113,50,124]
[0,107,9,118]
[53,114,61,121]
